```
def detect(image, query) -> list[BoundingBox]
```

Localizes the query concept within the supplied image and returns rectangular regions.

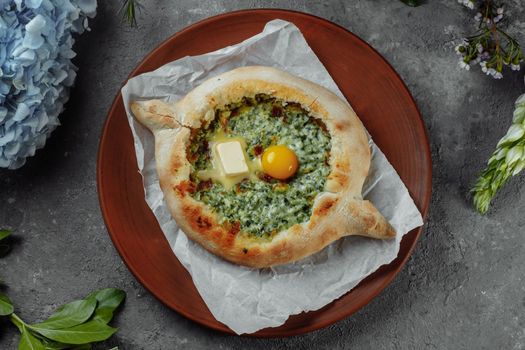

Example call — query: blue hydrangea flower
[0,0,97,169]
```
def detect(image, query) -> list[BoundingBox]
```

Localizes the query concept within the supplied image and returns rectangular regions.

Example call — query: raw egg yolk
[261,145,299,180]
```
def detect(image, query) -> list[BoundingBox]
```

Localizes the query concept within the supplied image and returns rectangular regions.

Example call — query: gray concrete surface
[1,0,525,349]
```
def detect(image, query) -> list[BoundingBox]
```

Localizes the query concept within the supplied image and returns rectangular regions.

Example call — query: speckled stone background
[1,1,525,349]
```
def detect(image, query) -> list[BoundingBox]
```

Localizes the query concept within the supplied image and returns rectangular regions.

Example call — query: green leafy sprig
[119,0,143,26]
[0,230,126,349]
[472,94,525,213]
[3,288,125,349]
[456,0,523,78]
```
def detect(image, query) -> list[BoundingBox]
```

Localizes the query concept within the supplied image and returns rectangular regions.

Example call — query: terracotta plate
[97,9,432,337]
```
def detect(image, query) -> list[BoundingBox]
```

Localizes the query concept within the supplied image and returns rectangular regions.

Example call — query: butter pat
[216,141,249,177]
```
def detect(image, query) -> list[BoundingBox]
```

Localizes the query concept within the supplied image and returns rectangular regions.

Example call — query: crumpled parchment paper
[121,19,424,335]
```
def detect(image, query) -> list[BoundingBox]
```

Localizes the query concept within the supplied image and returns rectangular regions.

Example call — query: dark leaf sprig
[119,0,144,26]
[472,94,525,213]
[456,0,523,78]
[399,0,422,6]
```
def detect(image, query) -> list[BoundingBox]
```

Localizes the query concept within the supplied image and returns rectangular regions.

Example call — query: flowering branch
[456,0,523,78]
[472,94,525,213]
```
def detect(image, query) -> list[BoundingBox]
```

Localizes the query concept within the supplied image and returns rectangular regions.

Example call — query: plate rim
[97,8,432,337]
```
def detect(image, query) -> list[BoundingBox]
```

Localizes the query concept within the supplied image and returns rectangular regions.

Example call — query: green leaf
[32,299,97,330]
[0,229,11,241]
[19,326,45,350]
[399,0,421,6]
[29,320,117,345]
[86,288,125,324]
[0,291,14,316]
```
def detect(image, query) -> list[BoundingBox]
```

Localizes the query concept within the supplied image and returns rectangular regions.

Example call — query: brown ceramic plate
[97,9,431,337]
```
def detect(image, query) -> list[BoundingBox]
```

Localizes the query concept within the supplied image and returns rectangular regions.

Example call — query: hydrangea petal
[0,106,7,122]
[23,15,46,49]
[13,102,30,121]
[26,0,43,9]
[76,0,97,17]
[0,129,16,146]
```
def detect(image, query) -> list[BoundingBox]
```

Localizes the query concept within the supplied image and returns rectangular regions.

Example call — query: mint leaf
[19,326,45,350]
[0,292,14,316]
[86,288,125,324]
[29,320,117,344]
[32,298,97,330]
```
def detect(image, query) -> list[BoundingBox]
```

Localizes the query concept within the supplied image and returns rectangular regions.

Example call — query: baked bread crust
[131,66,395,268]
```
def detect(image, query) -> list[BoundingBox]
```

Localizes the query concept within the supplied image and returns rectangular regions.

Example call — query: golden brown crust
[131,66,395,268]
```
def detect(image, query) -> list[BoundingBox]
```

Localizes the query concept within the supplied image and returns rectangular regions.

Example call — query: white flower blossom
[492,71,503,79]
[483,67,499,77]
[511,63,521,71]
[480,61,488,73]
[458,0,474,9]
[459,60,471,70]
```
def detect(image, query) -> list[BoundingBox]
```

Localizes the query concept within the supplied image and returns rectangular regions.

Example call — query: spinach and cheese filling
[187,94,332,238]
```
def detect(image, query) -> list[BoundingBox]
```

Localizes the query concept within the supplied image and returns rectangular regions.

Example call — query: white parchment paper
[121,19,424,334]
